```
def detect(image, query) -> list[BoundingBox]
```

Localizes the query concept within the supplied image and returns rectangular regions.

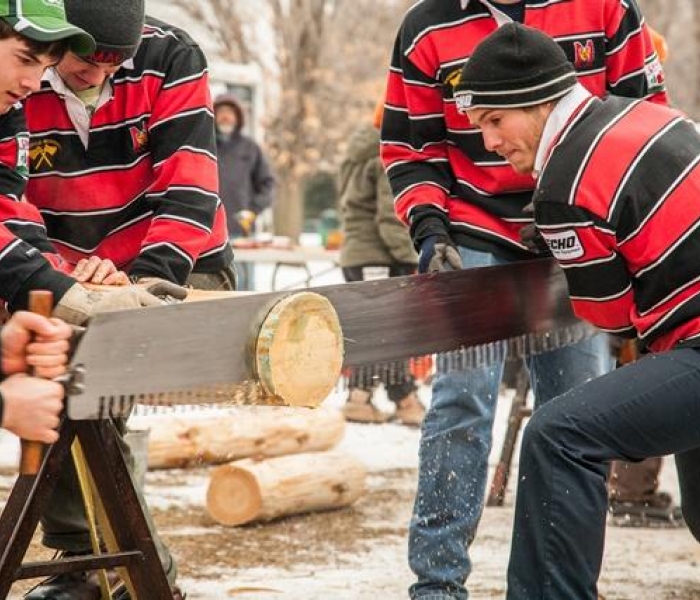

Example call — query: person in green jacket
[338,101,425,426]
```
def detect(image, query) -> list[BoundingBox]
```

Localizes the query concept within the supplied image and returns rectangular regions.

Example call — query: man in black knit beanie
[458,22,700,598]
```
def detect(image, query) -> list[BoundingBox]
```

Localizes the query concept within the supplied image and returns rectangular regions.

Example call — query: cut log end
[255,292,344,407]
[206,464,263,526]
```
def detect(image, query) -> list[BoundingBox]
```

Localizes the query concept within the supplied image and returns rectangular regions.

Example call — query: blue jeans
[235,260,255,291]
[409,248,613,600]
[507,348,700,599]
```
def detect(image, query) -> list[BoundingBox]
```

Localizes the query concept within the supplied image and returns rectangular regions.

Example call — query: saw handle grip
[19,290,54,476]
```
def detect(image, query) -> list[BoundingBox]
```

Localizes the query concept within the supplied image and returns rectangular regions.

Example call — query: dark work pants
[507,348,700,599]
[343,264,417,402]
[40,264,236,583]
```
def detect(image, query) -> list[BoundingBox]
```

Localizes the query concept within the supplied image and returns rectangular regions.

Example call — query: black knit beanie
[64,0,145,63]
[454,23,577,112]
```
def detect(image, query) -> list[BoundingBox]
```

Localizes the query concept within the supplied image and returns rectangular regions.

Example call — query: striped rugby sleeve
[604,0,668,105]
[380,25,454,230]
[0,107,67,267]
[130,37,220,284]
[0,107,74,308]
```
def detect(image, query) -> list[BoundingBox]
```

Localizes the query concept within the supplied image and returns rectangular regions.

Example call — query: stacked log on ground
[132,407,345,469]
[206,450,367,526]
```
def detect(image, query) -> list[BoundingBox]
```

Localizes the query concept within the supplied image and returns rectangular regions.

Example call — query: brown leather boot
[393,391,425,427]
[341,389,389,423]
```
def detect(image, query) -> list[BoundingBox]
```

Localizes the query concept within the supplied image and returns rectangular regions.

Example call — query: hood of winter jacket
[344,124,380,164]
[214,92,245,134]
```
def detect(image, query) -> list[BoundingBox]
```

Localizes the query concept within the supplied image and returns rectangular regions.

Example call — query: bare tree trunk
[272,176,303,240]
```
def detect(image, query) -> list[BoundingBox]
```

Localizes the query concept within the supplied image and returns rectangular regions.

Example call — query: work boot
[608,491,685,528]
[341,389,389,423]
[24,567,101,600]
[393,391,425,427]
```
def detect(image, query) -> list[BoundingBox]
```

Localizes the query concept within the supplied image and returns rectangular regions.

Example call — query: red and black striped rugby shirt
[381,0,667,260]
[536,94,700,352]
[22,17,232,286]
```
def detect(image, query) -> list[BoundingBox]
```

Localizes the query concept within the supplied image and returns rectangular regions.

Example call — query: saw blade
[65,258,587,419]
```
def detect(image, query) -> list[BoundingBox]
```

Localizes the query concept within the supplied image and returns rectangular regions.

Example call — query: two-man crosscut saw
[63,257,596,420]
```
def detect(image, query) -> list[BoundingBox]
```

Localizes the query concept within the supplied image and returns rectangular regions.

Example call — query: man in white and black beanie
[453,23,581,178]
[454,22,577,112]
[65,0,145,64]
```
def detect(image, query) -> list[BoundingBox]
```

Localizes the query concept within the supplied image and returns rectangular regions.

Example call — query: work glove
[519,203,551,256]
[130,276,188,301]
[418,235,463,274]
[53,283,167,326]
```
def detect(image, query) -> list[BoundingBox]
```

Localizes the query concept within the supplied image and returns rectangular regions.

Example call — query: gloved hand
[131,277,188,301]
[520,203,551,256]
[519,223,552,255]
[53,283,166,326]
[418,235,463,274]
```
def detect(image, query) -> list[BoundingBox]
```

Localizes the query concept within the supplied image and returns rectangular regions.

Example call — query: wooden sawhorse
[0,419,173,598]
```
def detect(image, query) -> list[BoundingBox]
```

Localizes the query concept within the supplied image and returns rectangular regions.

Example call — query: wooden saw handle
[19,290,53,476]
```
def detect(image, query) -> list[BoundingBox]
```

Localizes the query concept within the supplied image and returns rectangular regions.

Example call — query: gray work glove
[417,235,463,274]
[519,202,551,256]
[53,283,166,326]
[131,277,188,301]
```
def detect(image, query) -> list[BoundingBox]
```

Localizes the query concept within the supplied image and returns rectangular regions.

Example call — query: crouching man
[456,23,700,599]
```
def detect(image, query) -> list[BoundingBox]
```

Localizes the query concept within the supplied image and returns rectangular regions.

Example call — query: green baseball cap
[0,0,95,55]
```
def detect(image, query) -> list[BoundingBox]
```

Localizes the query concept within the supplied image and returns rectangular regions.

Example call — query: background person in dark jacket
[214,93,275,291]
[339,101,424,427]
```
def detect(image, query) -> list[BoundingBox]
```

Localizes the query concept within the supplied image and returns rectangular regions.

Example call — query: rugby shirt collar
[533,83,592,178]
[461,0,532,7]
[461,0,519,25]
